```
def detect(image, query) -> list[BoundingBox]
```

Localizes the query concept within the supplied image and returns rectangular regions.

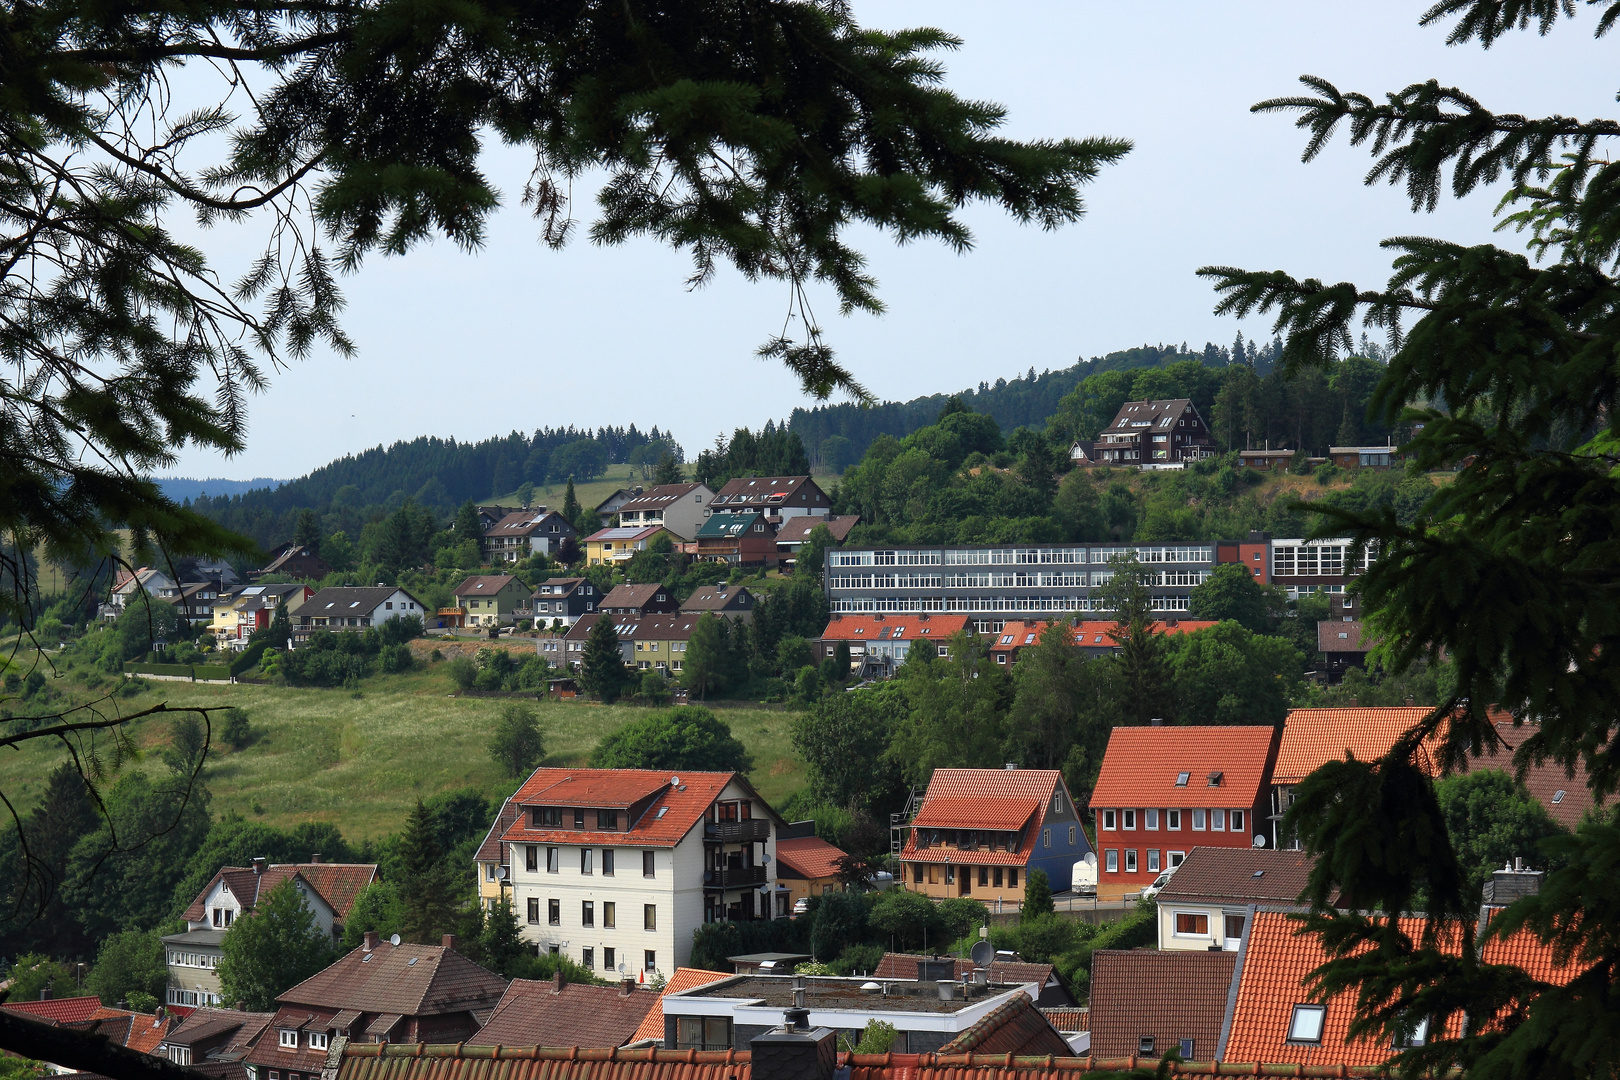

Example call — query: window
[597,809,619,830]
[526,898,539,924]
[1126,849,1137,872]
[582,901,594,926]
[1192,809,1207,831]
[1392,1017,1429,1049]
[1146,809,1159,830]
[604,947,616,971]
[604,901,616,928]
[1176,771,1190,787]
[644,950,657,972]
[548,898,560,926]
[1174,912,1209,936]
[603,849,615,876]
[574,808,586,828]
[1009,867,1018,887]
[1211,809,1225,831]
[1169,850,1185,867]
[1231,810,1244,833]
[1042,828,1052,849]
[1225,914,1246,941]
[1148,849,1160,872]
[309,1033,329,1051]
[1207,770,1224,787]
[1124,809,1136,830]
[1139,1036,1155,1055]
[1052,792,1064,813]
[1103,809,1117,830]
[1105,849,1118,873]
[1167,809,1181,829]
[525,845,538,872]
[1179,1040,1195,1060]
[1288,1004,1326,1044]
[582,946,594,969]
[643,850,656,878]
[937,644,949,657]
[1554,789,1567,804]
[644,904,657,930]
[537,807,563,827]
[676,1017,733,1051]
[279,1030,299,1049]
[1068,825,1078,845]
[546,847,559,873]
[913,864,924,883]
[581,848,593,874]
[485,864,496,882]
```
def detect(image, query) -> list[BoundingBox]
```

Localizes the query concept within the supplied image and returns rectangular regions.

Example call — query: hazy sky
[164,2,1613,481]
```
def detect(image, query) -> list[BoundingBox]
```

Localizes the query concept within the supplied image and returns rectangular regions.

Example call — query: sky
[163,1,1615,481]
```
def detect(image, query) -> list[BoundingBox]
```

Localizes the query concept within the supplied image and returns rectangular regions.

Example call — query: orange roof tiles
[773,836,847,882]
[910,797,1039,832]
[1089,726,1279,810]
[0,997,104,1024]
[503,769,743,849]
[294,864,380,919]
[983,620,1217,652]
[1273,708,1440,785]
[903,769,1068,867]
[817,615,973,641]
[628,967,733,1045]
[182,863,379,923]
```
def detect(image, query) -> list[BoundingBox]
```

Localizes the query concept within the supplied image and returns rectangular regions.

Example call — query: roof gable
[774,836,847,881]
[628,968,733,1044]
[1089,726,1279,810]
[453,575,522,597]
[279,942,507,1015]
[1273,708,1440,785]
[503,768,744,848]
[1155,847,1321,906]
[1090,949,1235,1059]
[473,978,657,1048]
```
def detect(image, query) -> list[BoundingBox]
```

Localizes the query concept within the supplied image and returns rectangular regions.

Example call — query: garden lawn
[0,661,808,842]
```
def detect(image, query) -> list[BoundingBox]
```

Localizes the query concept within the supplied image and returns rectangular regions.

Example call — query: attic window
[1288,1004,1326,1044]
[1207,771,1224,787]
[406,957,419,966]
[657,807,668,818]
[1175,772,1190,787]
[1252,870,1265,878]
[1553,789,1566,804]
[361,953,373,963]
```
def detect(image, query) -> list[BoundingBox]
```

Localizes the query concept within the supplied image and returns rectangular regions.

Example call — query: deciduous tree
[218,879,337,1011]
[489,704,546,778]
[588,706,752,773]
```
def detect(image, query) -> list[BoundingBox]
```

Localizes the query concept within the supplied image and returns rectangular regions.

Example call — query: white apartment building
[499,769,785,978]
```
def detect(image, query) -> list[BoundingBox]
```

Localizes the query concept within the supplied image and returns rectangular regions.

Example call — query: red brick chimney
[364,931,379,952]
[551,971,564,994]
[441,934,458,951]
[252,857,265,875]
[310,853,322,863]
[619,978,634,997]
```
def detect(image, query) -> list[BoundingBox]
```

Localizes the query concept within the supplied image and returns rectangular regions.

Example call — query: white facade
[506,778,778,977]
[1156,900,1246,952]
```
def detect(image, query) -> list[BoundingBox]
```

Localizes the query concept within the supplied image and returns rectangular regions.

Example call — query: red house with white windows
[1087,725,1281,899]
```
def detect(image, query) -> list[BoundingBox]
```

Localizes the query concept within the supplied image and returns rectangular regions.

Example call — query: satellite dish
[970,940,995,968]
[389,934,401,946]
[617,962,627,974]
[670,775,681,786]
[495,866,508,881]
[1081,852,1097,867]
[1252,834,1267,848]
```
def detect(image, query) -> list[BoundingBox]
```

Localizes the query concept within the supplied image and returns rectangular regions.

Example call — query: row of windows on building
[828,570,1210,590]
[278,1029,330,1050]
[1098,808,1248,833]
[830,546,1216,567]
[828,595,1195,613]
[1102,848,1184,874]
[522,897,658,932]
[166,988,223,1006]
[541,943,657,973]
[520,846,659,876]
[911,864,1022,888]
[168,950,219,969]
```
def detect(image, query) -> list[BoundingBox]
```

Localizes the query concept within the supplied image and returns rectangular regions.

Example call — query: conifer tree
[653,452,683,486]
[681,614,729,701]
[455,501,481,539]
[293,509,321,554]
[1097,553,1169,725]
[1021,869,1054,923]
[397,799,456,944]
[579,617,628,703]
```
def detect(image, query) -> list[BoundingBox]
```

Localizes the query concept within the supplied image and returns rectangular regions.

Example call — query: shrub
[378,643,415,674]
[844,1019,899,1055]
[832,942,884,977]
[446,656,477,690]
[221,708,253,749]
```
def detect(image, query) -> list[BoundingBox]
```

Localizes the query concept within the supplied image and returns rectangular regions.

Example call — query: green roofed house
[694,511,778,568]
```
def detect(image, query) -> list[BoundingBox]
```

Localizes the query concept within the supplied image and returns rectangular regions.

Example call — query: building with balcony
[614,483,717,541]
[583,525,671,567]
[482,510,577,564]
[528,577,600,630]
[1094,399,1216,467]
[705,476,830,526]
[500,768,787,977]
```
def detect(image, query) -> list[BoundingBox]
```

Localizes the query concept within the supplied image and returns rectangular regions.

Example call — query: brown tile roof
[485,512,568,539]
[774,515,860,544]
[182,864,378,923]
[1039,1008,1087,1034]
[1100,398,1197,436]
[247,1006,332,1072]
[0,997,104,1024]
[936,993,1071,1057]
[628,967,733,1045]
[711,476,823,506]
[1089,949,1235,1059]
[476,798,519,865]
[872,954,1056,989]
[617,484,706,513]
[454,575,522,597]
[1154,847,1322,908]
[600,584,672,610]
[1089,726,1280,811]
[616,617,701,643]
[166,1007,274,1052]
[294,864,379,919]
[471,978,657,1048]
[278,941,508,1016]
[903,769,1066,868]
[679,585,754,612]
[1317,620,1368,653]
[1273,708,1439,785]
[773,837,847,881]
[503,769,741,849]
[1485,719,1600,829]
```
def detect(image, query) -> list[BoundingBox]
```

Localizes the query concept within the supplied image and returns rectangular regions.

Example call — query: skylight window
[1175,772,1190,787]
[1288,1004,1326,1044]
[656,807,668,818]
[1553,790,1566,804]
[1252,870,1265,878]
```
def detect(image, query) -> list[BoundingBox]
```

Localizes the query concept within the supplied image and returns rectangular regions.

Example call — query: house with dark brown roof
[291,586,427,645]
[614,483,717,541]
[450,574,531,628]
[1152,847,1323,951]
[1095,399,1215,467]
[162,1006,274,1080]
[482,510,576,565]
[1088,948,1235,1060]
[1483,718,1598,829]
[599,583,679,618]
[471,973,656,1048]
[167,858,378,1008]
[530,577,601,633]
[252,543,332,582]
[679,585,755,623]
[706,476,830,526]
[242,933,508,1080]
[774,514,859,569]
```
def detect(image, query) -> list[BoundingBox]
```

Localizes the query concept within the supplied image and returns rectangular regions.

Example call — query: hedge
[193,664,232,681]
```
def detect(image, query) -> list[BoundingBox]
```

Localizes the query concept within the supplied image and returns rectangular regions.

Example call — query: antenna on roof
[1252,834,1266,848]
[389,933,401,946]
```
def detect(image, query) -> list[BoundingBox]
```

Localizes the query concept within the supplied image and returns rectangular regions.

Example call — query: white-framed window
[1168,850,1185,867]
[546,846,559,873]
[1392,1016,1430,1049]
[1103,810,1117,830]
[1052,792,1064,813]
[1123,809,1136,830]
[1126,849,1137,872]
[1105,849,1118,873]
[309,1033,329,1051]
[581,848,593,874]
[1288,1004,1326,1044]
[279,1030,299,1049]
[1042,828,1052,848]
[1173,911,1209,936]
[1068,825,1078,845]
[1212,809,1226,831]
[1148,849,1160,872]
[1231,809,1245,833]
[1146,809,1159,830]
[1192,809,1207,831]
[644,904,657,930]
[603,848,615,876]
[1167,809,1181,829]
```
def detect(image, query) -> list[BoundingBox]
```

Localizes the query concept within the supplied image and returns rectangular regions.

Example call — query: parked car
[1072,851,1098,896]
[792,897,809,916]
[1140,866,1177,899]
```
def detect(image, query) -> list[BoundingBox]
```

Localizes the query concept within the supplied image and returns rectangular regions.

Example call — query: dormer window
[1207,771,1223,787]
[279,1029,299,1049]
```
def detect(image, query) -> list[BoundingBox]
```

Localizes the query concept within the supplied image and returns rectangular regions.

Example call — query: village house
[1089,724,1281,898]
[528,577,600,630]
[240,933,507,1080]
[166,857,378,1008]
[471,974,657,1048]
[593,488,641,525]
[694,510,778,567]
[1318,597,1370,682]
[986,618,1218,667]
[1094,399,1216,467]
[482,509,577,564]
[599,583,680,618]
[1327,444,1398,469]
[583,525,670,566]
[161,1005,273,1077]
[706,475,831,525]
[1237,449,1296,471]
[449,574,531,628]
[562,613,699,673]
[475,797,521,913]
[101,566,177,619]
[1088,949,1235,1060]
[290,586,426,646]
[1,997,174,1070]
[679,584,755,623]
[251,543,332,581]
[773,514,859,569]
[211,583,312,650]
[613,483,717,541]
[1152,847,1323,952]
[499,767,787,974]
[900,767,1091,903]
[771,823,848,907]
[815,613,973,679]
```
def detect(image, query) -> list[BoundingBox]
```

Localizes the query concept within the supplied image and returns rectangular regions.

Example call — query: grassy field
[0,659,808,842]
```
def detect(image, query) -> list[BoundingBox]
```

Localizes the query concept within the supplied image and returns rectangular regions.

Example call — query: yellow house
[474,798,519,913]
[210,583,311,650]
[581,525,670,567]
[616,615,699,673]
[774,832,848,906]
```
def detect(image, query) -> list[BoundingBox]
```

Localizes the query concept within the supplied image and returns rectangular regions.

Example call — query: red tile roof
[989,620,1219,655]
[817,615,974,641]
[278,941,508,1017]
[0,997,104,1024]
[775,515,860,544]
[1317,621,1368,653]
[628,967,733,1045]
[503,769,742,849]
[937,994,1072,1057]
[472,978,657,1048]
[293,864,380,919]
[1272,708,1440,785]
[904,769,1067,868]
[1154,848,1323,907]
[1089,726,1279,811]
[1089,949,1235,1059]
[1485,720,1599,829]
[181,863,378,923]
[910,797,1039,832]
[773,837,847,882]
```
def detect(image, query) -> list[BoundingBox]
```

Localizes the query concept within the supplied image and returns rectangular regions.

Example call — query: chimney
[751,1020,836,1080]
[236,1002,246,1012]
[552,971,564,994]
[441,934,458,951]
[252,857,265,875]
[1349,697,1359,708]
[1406,696,1416,707]
[39,988,51,1001]
[1150,718,1163,727]
[310,852,323,863]
[620,978,635,997]
[364,931,380,952]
